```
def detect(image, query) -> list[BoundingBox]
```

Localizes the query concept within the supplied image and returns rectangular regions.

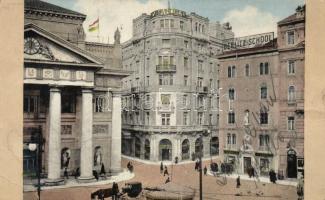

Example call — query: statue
[61,150,70,168]
[114,27,121,44]
[76,23,85,41]
[94,148,102,166]
[244,110,250,126]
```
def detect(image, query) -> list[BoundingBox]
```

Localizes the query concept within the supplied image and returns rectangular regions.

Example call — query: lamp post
[28,126,43,200]
[198,134,203,200]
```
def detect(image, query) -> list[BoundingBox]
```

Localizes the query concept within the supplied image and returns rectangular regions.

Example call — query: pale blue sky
[43,0,305,42]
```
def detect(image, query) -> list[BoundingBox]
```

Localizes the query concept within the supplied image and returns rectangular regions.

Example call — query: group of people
[160,162,171,183]
[127,162,134,173]
[269,169,277,183]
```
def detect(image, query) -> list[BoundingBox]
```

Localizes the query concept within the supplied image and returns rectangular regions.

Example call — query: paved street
[24,158,298,200]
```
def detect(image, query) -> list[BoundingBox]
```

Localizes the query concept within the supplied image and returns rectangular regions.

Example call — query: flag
[88,18,99,32]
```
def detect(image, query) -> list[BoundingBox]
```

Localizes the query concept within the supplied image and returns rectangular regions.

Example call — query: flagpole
[97,9,100,43]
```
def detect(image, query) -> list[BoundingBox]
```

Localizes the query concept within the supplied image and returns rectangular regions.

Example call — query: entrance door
[162,149,170,161]
[243,157,252,174]
[287,149,297,178]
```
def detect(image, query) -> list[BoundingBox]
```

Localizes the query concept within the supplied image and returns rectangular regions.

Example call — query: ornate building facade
[23,0,129,184]
[121,8,234,162]
[217,6,305,179]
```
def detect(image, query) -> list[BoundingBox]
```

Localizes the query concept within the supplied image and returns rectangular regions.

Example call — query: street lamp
[28,126,43,200]
[198,134,203,200]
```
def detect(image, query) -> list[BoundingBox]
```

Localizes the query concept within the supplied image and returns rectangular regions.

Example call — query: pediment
[24,23,102,67]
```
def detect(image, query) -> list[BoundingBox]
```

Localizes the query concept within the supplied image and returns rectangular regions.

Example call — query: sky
[44,0,305,43]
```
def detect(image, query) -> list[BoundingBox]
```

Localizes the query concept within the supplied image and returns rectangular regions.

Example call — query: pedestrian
[175,156,178,164]
[165,176,170,184]
[112,182,119,200]
[64,167,69,179]
[100,163,106,176]
[74,167,79,179]
[130,162,134,173]
[297,175,304,200]
[236,176,241,188]
[221,162,225,173]
[160,162,164,174]
[127,161,131,171]
[93,170,99,181]
[163,166,169,176]
[98,189,105,200]
[204,166,207,176]
[269,169,277,184]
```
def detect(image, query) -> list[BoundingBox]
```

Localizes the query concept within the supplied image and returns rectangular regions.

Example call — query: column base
[77,176,96,183]
[110,168,122,175]
[44,178,65,186]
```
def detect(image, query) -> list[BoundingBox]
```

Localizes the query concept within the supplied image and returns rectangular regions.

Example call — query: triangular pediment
[24,23,102,67]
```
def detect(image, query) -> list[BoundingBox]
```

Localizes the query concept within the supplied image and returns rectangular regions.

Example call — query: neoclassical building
[121,8,234,162]
[23,0,129,184]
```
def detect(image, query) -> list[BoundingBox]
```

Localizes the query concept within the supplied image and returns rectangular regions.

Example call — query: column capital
[81,88,93,93]
[111,91,123,97]
[49,87,61,93]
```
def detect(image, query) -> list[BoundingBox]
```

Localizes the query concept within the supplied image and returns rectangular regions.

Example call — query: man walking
[112,182,119,200]
[160,162,164,174]
[236,176,241,188]
[163,166,169,176]
[204,166,208,176]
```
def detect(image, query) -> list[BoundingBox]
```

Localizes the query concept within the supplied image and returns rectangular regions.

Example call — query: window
[183,95,188,106]
[24,95,38,113]
[183,112,188,125]
[245,64,250,76]
[288,86,296,102]
[158,56,174,66]
[198,112,203,125]
[161,113,170,125]
[159,73,173,85]
[162,39,170,47]
[184,75,188,86]
[232,66,236,77]
[227,133,231,145]
[95,96,106,112]
[198,96,204,107]
[261,86,268,99]
[170,19,174,28]
[260,62,269,75]
[209,79,213,88]
[229,88,235,100]
[184,57,188,68]
[288,116,295,130]
[135,60,140,73]
[259,134,270,146]
[228,112,235,124]
[161,94,171,105]
[288,60,295,74]
[197,77,203,87]
[62,94,75,113]
[145,112,150,125]
[210,63,213,72]
[160,19,164,28]
[195,22,198,32]
[260,111,268,124]
[184,40,189,48]
[146,76,150,86]
[180,21,184,30]
[260,158,270,175]
[209,114,213,125]
[228,66,231,78]
[232,134,236,145]
[198,60,203,71]
[287,31,295,45]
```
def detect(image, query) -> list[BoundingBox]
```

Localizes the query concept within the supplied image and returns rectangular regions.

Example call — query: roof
[278,13,305,25]
[25,0,86,18]
[218,38,278,59]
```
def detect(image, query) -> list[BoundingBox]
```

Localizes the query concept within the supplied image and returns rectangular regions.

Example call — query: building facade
[121,8,234,162]
[217,6,305,178]
[23,0,128,184]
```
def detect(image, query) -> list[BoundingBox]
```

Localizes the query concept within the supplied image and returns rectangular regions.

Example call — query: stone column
[78,89,95,182]
[110,92,122,174]
[46,87,64,185]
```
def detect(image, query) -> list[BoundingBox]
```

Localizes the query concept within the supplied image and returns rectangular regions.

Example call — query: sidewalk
[207,171,298,186]
[122,155,221,166]
[23,169,134,192]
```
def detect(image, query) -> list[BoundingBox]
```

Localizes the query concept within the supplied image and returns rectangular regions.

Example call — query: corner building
[121,8,234,161]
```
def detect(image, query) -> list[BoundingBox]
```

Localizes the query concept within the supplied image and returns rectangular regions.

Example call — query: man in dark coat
[165,176,170,184]
[163,166,169,176]
[112,182,119,200]
[160,162,164,174]
[204,166,208,176]
[236,176,241,188]
[221,163,225,173]
[64,167,69,179]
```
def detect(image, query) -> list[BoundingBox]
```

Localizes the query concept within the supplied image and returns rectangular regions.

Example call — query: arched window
[228,66,232,77]
[182,139,190,160]
[159,139,172,161]
[288,86,296,102]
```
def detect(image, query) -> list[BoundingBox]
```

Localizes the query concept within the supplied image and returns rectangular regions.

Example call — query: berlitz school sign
[223,32,275,51]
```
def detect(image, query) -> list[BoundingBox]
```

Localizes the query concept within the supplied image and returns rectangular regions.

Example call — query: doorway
[287,149,297,178]
[159,139,172,161]
[243,157,252,174]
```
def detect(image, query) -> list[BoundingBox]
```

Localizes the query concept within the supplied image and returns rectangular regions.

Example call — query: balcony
[131,87,140,93]
[156,64,176,73]
[196,86,209,93]
[157,102,175,113]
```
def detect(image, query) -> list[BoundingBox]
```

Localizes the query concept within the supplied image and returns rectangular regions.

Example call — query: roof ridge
[24,0,86,18]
